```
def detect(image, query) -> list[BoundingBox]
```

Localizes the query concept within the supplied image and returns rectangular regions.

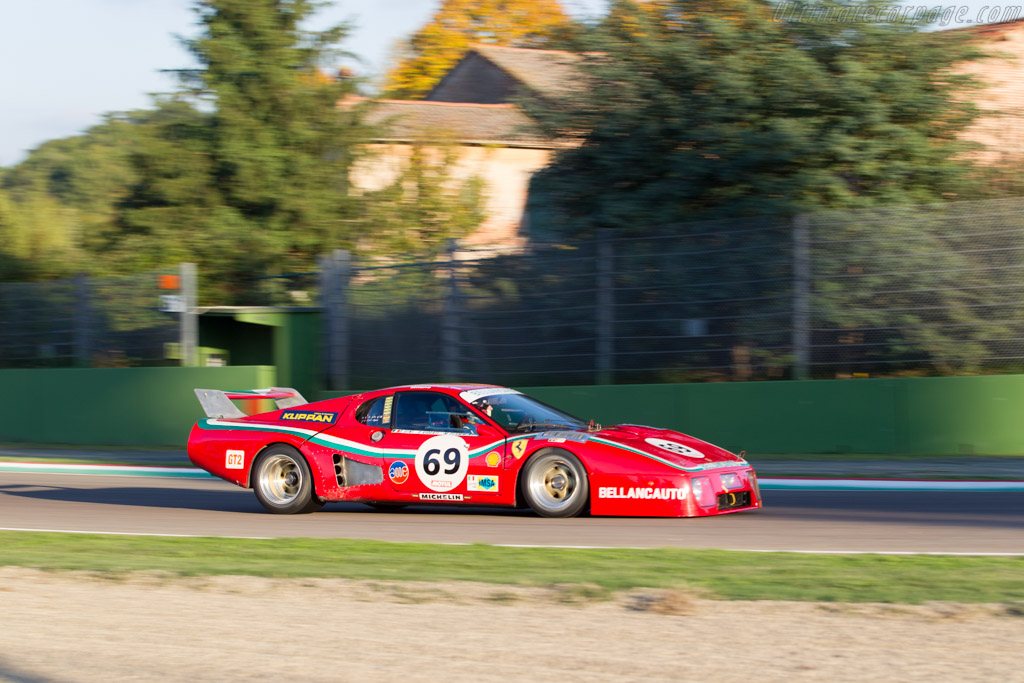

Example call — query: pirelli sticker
[280,411,338,424]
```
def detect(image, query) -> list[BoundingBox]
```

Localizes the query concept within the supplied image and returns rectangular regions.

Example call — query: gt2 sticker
[280,411,338,424]
[598,486,688,500]
[645,438,705,459]
[510,440,527,459]
[467,475,499,493]
[414,434,469,492]
[388,460,410,485]
[225,450,245,469]
[418,492,464,501]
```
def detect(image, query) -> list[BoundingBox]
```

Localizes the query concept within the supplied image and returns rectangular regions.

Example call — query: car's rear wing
[194,387,308,419]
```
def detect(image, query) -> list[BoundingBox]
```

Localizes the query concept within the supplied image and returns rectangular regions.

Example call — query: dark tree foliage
[526,0,986,237]
[109,0,371,302]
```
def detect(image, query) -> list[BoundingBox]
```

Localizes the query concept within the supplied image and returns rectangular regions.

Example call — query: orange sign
[159,274,180,290]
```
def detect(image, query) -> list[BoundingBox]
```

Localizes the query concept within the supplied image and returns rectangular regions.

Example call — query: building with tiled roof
[426,45,585,104]
[354,45,584,248]
[363,100,550,148]
[356,30,1024,247]
[948,19,1024,167]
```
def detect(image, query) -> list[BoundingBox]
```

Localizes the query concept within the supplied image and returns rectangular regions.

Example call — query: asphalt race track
[2,471,1023,553]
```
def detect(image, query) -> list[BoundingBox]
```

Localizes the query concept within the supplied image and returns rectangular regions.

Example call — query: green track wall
[0,366,276,447]
[323,374,1024,455]
[4,369,1022,453]
[519,375,1024,455]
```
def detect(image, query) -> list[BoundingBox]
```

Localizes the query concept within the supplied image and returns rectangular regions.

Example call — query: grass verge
[2,531,1022,604]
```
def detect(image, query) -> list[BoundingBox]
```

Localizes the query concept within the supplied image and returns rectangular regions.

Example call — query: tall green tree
[2,0,487,304]
[161,0,368,296]
[383,0,571,99]
[527,0,985,237]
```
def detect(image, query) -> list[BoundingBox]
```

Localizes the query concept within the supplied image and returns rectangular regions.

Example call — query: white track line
[1,528,1021,555]
[4,462,1024,491]
[0,527,269,540]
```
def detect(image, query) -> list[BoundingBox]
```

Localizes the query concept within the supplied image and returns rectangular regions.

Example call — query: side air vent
[333,454,344,487]
[333,454,384,488]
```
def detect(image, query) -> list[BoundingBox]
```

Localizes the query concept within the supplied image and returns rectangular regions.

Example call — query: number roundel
[414,434,469,492]
[645,437,705,459]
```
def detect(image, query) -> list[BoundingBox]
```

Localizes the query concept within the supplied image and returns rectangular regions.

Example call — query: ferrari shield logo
[511,440,527,459]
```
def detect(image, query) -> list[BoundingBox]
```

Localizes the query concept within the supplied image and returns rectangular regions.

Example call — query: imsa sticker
[467,475,499,493]
[280,411,338,424]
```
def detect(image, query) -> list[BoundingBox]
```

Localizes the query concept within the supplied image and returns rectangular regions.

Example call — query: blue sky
[1,1,1011,167]
[0,0,608,167]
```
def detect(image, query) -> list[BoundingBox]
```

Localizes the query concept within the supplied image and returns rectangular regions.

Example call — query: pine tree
[177,0,368,279]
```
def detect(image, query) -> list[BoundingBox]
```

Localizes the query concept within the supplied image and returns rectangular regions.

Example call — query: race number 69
[423,447,461,476]
[415,435,469,491]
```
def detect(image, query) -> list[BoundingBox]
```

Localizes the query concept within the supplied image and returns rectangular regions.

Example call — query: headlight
[691,476,716,507]
[720,472,741,490]
[748,470,762,503]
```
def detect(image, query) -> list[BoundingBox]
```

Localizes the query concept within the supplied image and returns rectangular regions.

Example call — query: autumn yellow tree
[383,0,570,99]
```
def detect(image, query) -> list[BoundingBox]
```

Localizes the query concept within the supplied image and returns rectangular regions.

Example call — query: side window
[394,392,473,433]
[354,396,392,428]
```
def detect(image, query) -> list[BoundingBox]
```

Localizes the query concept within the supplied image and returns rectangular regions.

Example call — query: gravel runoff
[1,567,1023,682]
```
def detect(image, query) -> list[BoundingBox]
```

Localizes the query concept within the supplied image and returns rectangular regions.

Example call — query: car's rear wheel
[521,449,589,518]
[252,445,324,514]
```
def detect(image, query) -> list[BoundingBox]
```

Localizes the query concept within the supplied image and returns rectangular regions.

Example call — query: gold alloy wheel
[526,452,584,515]
[258,453,303,506]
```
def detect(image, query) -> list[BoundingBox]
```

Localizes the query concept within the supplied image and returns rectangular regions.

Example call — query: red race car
[188,384,761,518]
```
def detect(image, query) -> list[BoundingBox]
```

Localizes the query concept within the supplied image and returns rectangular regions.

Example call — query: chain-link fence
[9,198,1024,383]
[0,269,183,368]
[323,197,1024,388]
[325,219,793,388]
[808,199,1024,377]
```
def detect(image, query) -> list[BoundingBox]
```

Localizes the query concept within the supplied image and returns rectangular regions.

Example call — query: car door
[378,390,507,503]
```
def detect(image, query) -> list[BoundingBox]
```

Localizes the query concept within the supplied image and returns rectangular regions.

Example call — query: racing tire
[521,449,589,518]
[252,445,324,514]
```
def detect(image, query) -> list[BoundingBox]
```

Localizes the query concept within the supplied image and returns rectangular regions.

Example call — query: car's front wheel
[252,445,324,514]
[521,449,589,518]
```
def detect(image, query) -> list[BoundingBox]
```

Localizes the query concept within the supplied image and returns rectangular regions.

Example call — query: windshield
[467,391,586,433]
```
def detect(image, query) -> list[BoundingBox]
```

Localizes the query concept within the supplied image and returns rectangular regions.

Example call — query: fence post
[792,215,811,380]
[180,263,198,367]
[441,239,460,382]
[596,229,615,385]
[73,274,92,368]
[319,249,350,391]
